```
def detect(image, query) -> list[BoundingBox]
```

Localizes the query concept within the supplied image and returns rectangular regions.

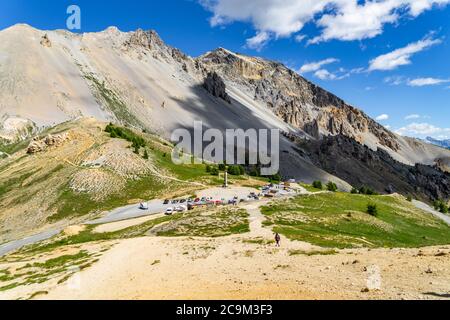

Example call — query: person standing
[275,233,281,247]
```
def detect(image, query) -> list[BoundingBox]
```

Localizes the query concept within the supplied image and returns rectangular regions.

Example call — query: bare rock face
[27,138,46,154]
[125,29,164,50]
[40,34,51,47]
[27,133,68,154]
[436,157,450,173]
[123,29,195,71]
[203,72,231,104]
[197,49,400,151]
[0,116,36,142]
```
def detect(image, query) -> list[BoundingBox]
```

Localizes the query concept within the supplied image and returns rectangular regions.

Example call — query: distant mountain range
[426,137,450,149]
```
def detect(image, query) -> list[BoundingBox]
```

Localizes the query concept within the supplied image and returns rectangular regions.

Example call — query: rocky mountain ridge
[196,48,400,151]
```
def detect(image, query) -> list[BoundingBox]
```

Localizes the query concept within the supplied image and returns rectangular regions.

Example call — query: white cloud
[297,58,351,81]
[310,0,401,44]
[368,37,441,71]
[314,69,338,80]
[407,77,450,86]
[409,0,450,16]
[384,75,450,87]
[245,31,271,50]
[203,0,331,43]
[395,122,450,138]
[405,114,421,120]
[201,0,450,47]
[299,58,339,73]
[294,34,307,43]
[375,114,390,121]
[313,69,350,81]
[384,75,406,85]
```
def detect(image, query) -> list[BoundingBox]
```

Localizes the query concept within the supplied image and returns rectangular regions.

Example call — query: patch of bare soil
[70,169,125,200]
[81,139,156,179]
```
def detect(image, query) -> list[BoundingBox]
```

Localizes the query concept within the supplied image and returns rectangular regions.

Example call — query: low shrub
[367,203,378,217]
[312,181,323,190]
[326,182,338,192]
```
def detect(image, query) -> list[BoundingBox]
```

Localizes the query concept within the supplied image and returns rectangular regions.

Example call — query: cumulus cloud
[299,58,339,73]
[407,77,450,86]
[310,0,401,44]
[368,37,441,71]
[200,0,450,47]
[395,122,450,138]
[375,114,390,121]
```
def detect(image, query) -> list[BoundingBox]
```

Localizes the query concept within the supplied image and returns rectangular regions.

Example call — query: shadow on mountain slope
[299,135,450,202]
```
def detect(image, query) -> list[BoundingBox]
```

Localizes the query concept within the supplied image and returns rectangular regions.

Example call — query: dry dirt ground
[1,200,450,300]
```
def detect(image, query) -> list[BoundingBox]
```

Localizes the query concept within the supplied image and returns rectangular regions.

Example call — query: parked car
[171,200,179,204]
[176,205,187,212]
[139,202,149,210]
[180,199,186,204]
[201,197,207,202]
[163,200,170,205]
[194,198,200,203]
[165,207,174,215]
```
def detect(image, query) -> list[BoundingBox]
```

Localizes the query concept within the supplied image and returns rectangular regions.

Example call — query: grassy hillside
[0,119,262,242]
[261,192,450,249]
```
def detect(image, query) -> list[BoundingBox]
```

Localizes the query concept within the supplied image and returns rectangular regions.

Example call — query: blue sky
[1,0,449,139]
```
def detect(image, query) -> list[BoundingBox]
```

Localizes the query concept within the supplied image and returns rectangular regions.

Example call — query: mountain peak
[125,28,165,49]
[2,23,37,33]
[102,26,122,33]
